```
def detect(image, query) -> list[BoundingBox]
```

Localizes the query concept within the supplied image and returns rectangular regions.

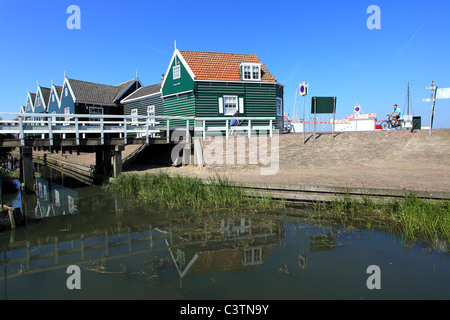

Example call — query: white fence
[194,117,275,140]
[0,113,277,146]
[0,113,194,146]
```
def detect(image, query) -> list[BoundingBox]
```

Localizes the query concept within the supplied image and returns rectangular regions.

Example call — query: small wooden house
[59,76,142,119]
[25,91,36,114]
[121,83,163,122]
[33,85,51,115]
[47,84,63,115]
[161,49,284,129]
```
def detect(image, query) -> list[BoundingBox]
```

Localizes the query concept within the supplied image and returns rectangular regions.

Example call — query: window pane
[244,66,251,79]
[252,66,259,79]
[173,65,181,79]
[224,96,237,115]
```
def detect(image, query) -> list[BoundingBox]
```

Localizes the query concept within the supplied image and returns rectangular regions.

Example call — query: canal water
[0,167,449,300]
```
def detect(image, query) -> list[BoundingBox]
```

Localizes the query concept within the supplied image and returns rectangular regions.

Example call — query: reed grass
[106,172,283,215]
[319,192,450,242]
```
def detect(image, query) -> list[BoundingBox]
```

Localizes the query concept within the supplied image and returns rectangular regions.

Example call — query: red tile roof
[179,51,277,83]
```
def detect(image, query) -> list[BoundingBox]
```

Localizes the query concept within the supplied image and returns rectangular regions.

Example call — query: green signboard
[311,97,336,114]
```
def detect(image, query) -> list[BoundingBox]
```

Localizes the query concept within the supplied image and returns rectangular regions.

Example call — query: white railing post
[48,117,53,146]
[124,118,127,145]
[226,119,229,140]
[202,120,206,140]
[100,118,104,145]
[75,117,79,145]
[19,117,24,146]
[248,119,251,138]
[166,119,170,143]
[270,119,273,138]
[186,119,190,144]
[146,117,149,144]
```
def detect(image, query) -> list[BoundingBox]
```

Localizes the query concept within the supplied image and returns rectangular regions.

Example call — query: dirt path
[43,129,450,192]
[125,129,450,192]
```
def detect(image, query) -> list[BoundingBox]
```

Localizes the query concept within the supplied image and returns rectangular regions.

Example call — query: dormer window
[240,63,261,81]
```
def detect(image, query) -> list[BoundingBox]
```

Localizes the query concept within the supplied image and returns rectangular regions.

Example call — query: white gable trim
[50,84,62,110]
[121,88,162,103]
[161,49,196,89]
[115,79,144,102]
[26,92,35,112]
[35,86,46,111]
[63,77,77,103]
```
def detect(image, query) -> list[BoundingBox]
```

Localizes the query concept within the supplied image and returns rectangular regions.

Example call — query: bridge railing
[0,113,194,146]
[0,113,278,146]
[194,117,276,140]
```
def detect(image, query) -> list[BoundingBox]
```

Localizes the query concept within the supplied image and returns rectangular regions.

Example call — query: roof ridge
[179,49,258,57]
[67,77,119,88]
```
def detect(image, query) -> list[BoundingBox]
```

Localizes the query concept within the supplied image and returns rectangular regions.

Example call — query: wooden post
[21,147,34,194]
[112,145,124,177]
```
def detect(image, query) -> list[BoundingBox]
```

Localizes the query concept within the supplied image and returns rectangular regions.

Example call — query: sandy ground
[43,129,450,193]
[125,129,450,193]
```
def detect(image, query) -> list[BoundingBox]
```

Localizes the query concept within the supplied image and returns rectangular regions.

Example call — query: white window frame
[65,87,68,97]
[223,95,238,115]
[240,63,261,81]
[131,108,138,125]
[89,106,103,121]
[173,65,181,80]
[276,97,283,116]
[64,107,71,125]
[147,105,156,125]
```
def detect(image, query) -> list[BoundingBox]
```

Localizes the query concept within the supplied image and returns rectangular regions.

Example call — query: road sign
[436,88,450,99]
[299,82,308,96]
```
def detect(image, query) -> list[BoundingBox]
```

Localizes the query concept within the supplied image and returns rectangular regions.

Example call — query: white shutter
[239,97,244,113]
[218,97,223,114]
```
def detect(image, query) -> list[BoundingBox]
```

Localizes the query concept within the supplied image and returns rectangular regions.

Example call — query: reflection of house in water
[35,177,78,218]
[169,218,282,286]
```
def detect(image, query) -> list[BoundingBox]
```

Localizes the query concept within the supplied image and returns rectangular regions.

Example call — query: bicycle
[381,115,403,131]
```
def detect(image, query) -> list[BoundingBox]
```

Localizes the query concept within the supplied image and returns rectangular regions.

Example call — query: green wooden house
[161,49,284,130]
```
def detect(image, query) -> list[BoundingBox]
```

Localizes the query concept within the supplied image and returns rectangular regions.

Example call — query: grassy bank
[106,172,283,214]
[317,193,450,242]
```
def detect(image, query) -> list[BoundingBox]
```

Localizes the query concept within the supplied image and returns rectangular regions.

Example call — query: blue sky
[1,0,449,128]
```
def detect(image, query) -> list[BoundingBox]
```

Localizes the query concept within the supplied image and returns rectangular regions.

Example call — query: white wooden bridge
[0,113,276,191]
[0,113,275,147]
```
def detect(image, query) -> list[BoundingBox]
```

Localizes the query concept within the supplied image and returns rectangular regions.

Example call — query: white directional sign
[436,88,450,99]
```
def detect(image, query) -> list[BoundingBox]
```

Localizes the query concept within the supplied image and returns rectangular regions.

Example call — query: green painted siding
[194,81,283,129]
[162,54,194,97]
[123,94,163,117]
[163,92,195,127]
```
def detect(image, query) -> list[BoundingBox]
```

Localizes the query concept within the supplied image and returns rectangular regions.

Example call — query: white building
[334,104,377,132]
